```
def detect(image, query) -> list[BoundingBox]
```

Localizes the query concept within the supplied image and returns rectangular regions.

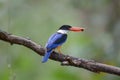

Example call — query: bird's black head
[59,25,72,30]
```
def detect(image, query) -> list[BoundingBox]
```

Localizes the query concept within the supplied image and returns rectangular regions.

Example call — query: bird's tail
[42,49,52,63]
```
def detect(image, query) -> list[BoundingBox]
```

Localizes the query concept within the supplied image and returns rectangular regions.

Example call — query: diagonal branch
[0,30,120,76]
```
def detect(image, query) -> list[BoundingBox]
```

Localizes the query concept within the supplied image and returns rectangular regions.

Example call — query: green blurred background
[0,0,120,80]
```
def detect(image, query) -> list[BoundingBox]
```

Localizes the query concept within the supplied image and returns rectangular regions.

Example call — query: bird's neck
[57,30,68,34]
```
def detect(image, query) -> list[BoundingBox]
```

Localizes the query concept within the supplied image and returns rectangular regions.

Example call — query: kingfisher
[42,25,84,63]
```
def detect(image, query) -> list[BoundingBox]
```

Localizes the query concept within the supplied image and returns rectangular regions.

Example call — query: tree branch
[0,30,120,76]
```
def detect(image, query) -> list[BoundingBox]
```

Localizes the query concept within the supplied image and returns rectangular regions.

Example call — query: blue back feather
[42,33,67,63]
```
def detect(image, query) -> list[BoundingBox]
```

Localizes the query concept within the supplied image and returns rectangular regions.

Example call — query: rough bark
[0,30,120,76]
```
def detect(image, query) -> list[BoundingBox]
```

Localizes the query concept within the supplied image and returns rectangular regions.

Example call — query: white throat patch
[57,30,68,34]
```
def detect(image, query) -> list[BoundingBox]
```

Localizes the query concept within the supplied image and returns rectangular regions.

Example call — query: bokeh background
[0,0,120,80]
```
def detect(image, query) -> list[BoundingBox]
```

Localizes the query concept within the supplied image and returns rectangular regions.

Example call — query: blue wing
[46,33,67,49]
[42,33,67,63]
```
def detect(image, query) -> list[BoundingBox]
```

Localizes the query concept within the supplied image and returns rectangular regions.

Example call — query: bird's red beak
[69,27,85,32]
